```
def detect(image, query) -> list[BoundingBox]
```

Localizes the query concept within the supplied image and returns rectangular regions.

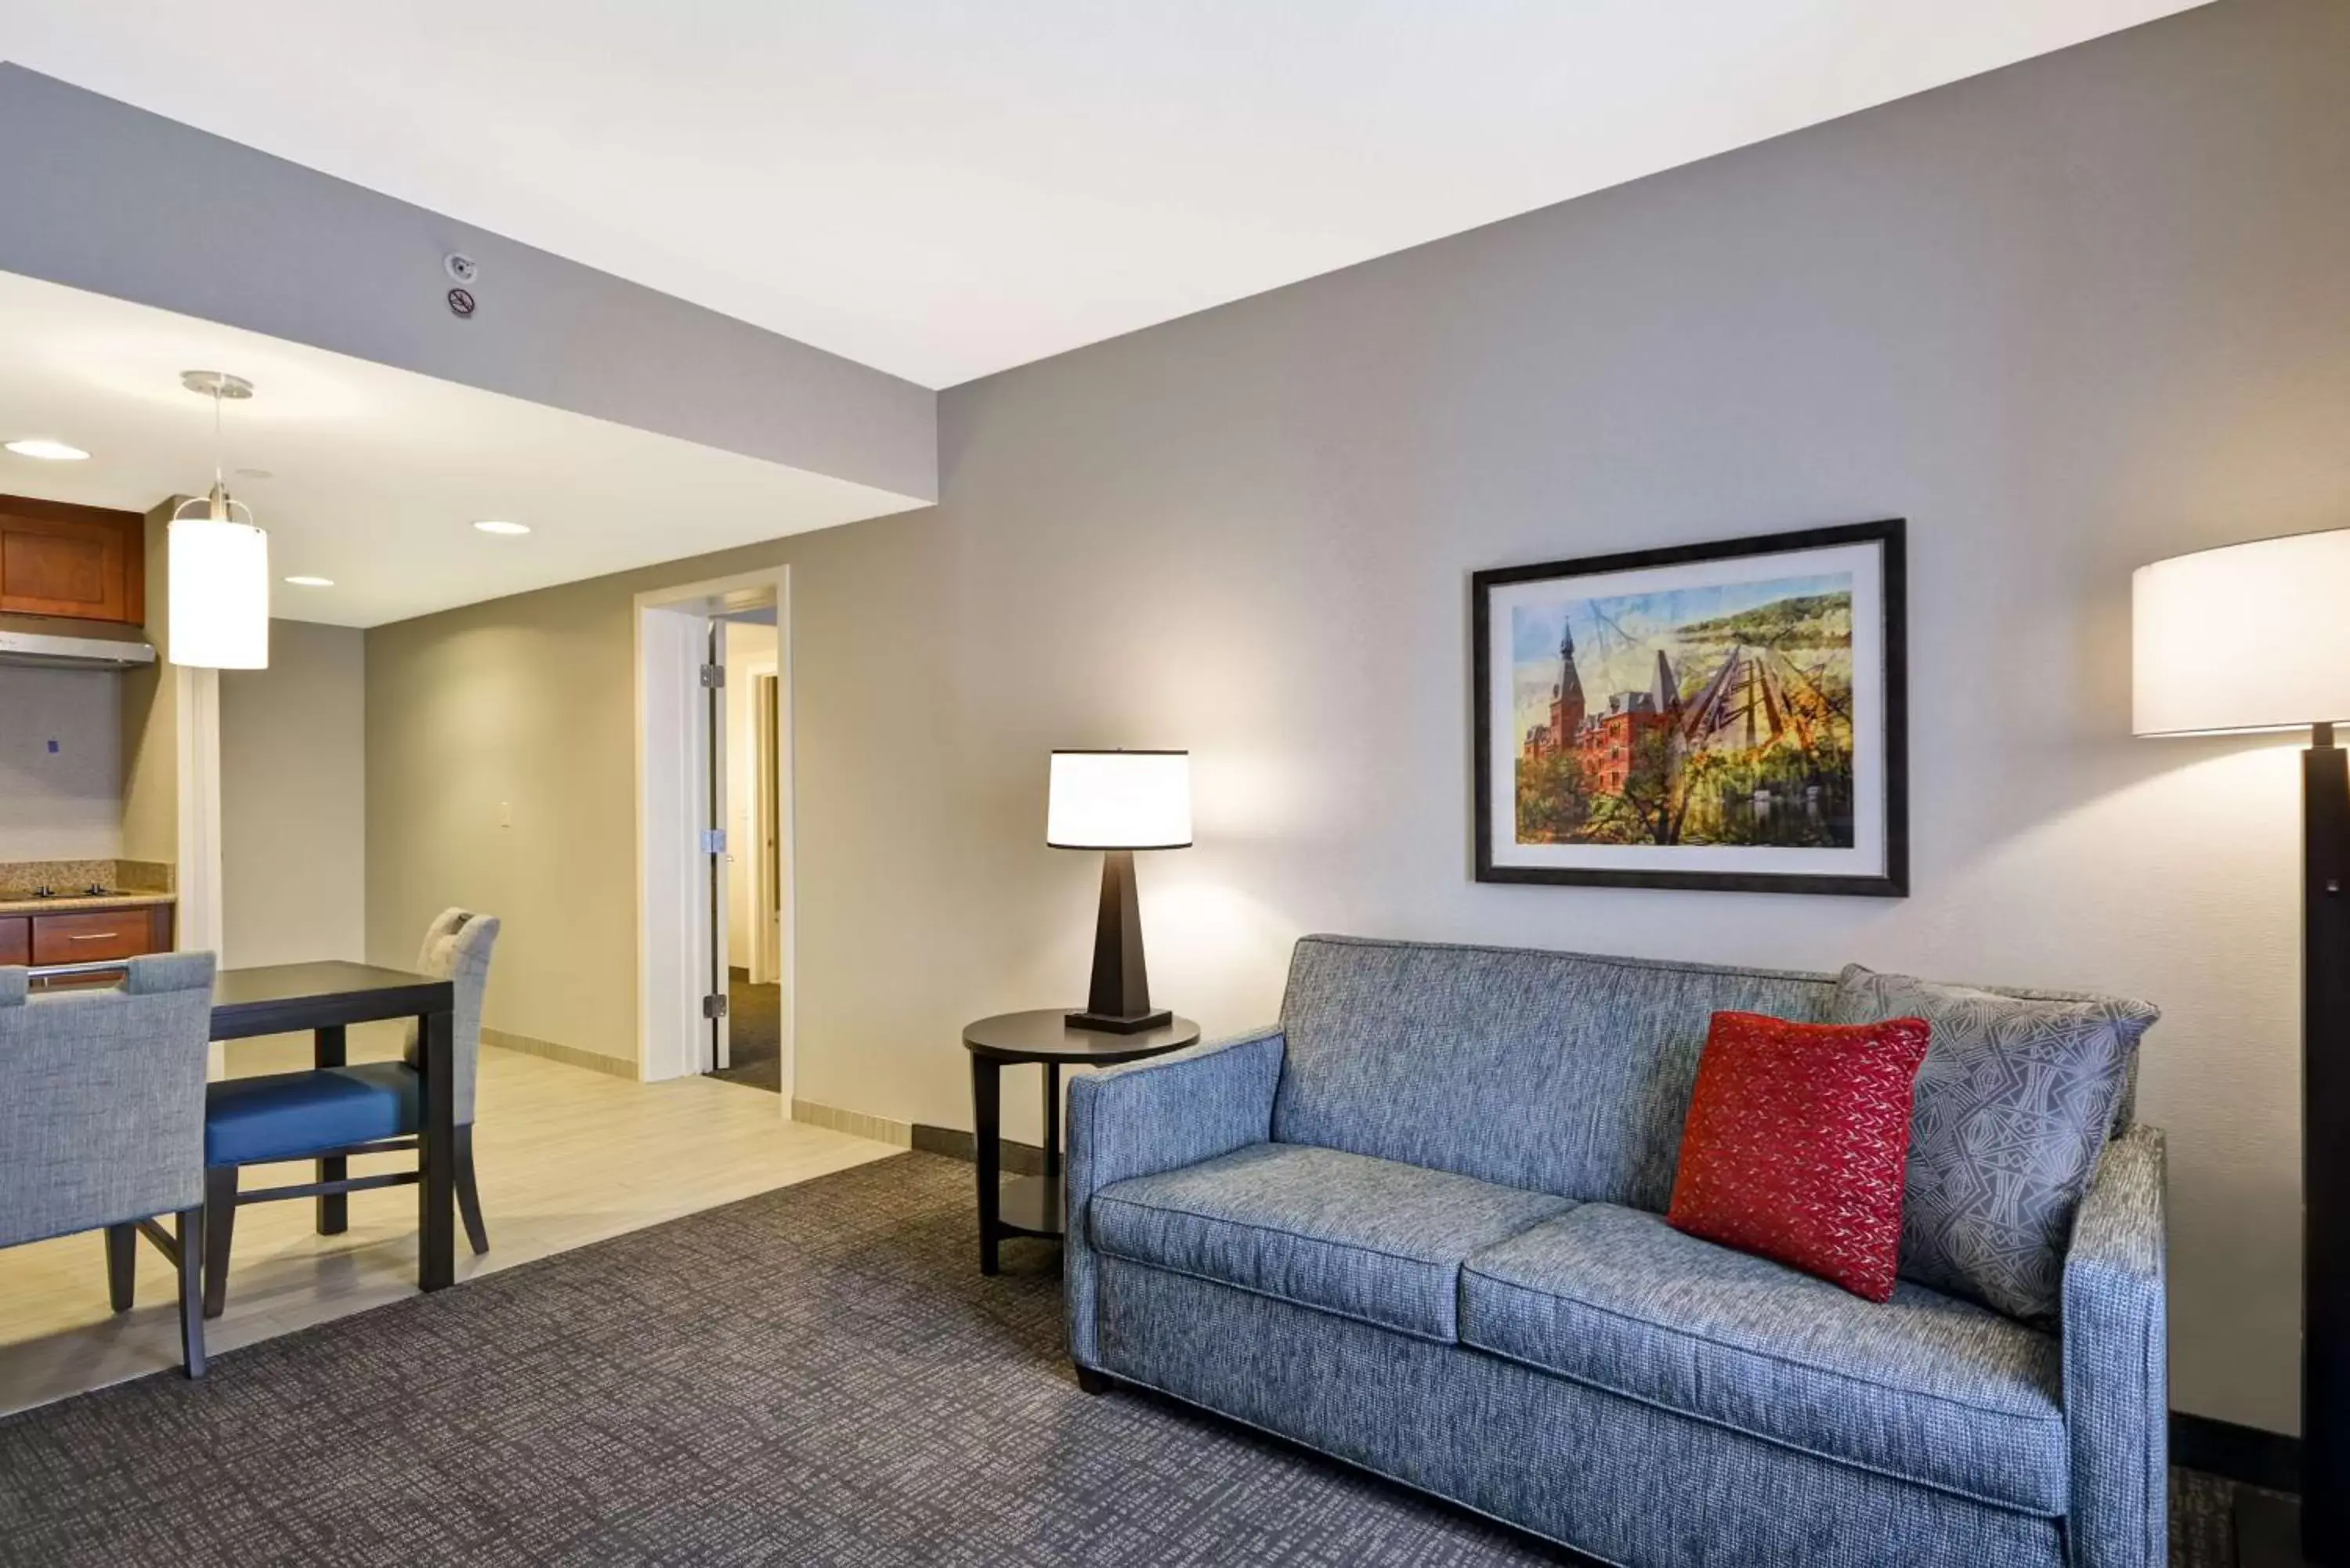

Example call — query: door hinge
[700,828,728,854]
[703,992,729,1020]
[700,662,726,688]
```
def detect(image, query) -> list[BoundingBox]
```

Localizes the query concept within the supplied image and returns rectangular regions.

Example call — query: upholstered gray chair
[201,909,501,1317]
[406,908,500,1254]
[0,953,219,1377]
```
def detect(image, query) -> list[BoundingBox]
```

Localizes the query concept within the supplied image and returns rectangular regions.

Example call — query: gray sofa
[1065,935,2166,1568]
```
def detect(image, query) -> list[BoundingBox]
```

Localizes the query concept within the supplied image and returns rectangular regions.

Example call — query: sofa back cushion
[1826,964,2159,1324]
[1272,935,1835,1209]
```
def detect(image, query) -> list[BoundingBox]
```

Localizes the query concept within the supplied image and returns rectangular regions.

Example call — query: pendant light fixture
[169,370,269,670]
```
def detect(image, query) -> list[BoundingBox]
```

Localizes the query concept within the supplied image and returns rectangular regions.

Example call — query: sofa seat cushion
[205,1063,418,1167]
[1459,1203,2067,1515]
[1090,1142,1573,1342]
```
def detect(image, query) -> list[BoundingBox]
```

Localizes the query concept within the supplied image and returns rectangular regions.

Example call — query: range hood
[0,629,158,670]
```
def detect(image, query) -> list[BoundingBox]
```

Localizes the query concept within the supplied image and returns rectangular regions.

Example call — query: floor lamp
[2135,528,2350,1566]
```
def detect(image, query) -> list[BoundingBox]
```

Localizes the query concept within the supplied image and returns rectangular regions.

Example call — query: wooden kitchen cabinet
[0,495,146,625]
[26,906,174,966]
[0,916,27,967]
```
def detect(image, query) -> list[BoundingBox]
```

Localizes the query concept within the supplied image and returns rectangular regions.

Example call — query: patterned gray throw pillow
[1827,964,2159,1324]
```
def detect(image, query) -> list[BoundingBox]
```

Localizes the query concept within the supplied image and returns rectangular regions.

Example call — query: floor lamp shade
[1049,750,1190,1033]
[2136,527,2350,1566]
[2132,529,2350,735]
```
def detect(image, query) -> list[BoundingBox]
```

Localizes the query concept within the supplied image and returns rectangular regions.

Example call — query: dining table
[27,956,461,1293]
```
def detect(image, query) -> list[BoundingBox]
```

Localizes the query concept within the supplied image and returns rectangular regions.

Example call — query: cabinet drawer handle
[67,932,121,941]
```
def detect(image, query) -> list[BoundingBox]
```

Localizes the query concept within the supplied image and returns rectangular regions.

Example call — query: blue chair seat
[204,1062,420,1166]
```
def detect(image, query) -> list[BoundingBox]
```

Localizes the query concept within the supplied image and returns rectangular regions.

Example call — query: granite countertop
[0,859,176,915]
[0,891,179,916]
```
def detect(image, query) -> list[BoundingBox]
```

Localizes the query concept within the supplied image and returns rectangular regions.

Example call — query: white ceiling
[0,269,921,627]
[4,1,2206,389]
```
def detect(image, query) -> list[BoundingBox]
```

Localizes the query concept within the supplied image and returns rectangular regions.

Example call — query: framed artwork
[1472,519,1907,896]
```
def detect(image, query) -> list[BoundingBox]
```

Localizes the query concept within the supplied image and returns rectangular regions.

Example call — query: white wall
[891,0,2341,1440]
[219,619,366,966]
[0,663,123,861]
[362,0,2347,1435]
[724,619,778,976]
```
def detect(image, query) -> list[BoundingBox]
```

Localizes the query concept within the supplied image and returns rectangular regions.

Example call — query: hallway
[710,971,783,1093]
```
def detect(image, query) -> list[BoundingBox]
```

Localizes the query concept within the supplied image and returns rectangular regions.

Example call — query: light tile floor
[0,1025,899,1416]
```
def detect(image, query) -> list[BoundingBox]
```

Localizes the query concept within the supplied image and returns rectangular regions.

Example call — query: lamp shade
[1047,750,1191,849]
[167,491,270,670]
[2132,528,2350,737]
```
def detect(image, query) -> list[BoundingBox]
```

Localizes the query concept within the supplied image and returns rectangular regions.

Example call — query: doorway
[633,567,794,1106]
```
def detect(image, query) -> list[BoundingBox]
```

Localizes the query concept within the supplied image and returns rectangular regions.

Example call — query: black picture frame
[1471,518,1908,897]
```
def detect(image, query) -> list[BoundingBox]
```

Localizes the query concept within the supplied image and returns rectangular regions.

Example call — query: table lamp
[1047,750,1191,1032]
[2134,527,2350,1566]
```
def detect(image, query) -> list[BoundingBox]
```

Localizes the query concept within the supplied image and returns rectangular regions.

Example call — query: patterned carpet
[0,1154,2271,1566]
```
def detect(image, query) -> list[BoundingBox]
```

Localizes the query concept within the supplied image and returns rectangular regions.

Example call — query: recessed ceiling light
[472,519,530,536]
[5,438,90,461]
[283,575,334,588]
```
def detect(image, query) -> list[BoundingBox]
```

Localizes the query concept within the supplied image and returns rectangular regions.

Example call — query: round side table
[961,1010,1199,1274]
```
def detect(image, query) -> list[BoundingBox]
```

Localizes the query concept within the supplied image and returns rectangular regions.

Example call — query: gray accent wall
[0,63,936,504]
[362,0,2349,1435]
[0,663,124,861]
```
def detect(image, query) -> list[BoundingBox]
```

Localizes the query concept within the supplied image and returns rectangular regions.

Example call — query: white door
[754,671,782,984]
[706,620,731,1072]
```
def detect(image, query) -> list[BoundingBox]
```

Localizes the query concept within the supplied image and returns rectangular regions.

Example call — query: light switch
[498,800,513,828]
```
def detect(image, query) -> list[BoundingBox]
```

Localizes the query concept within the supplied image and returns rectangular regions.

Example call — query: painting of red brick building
[1511,573,1856,849]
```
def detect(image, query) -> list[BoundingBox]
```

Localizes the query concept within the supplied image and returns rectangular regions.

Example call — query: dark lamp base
[1065,1007,1173,1035]
[1074,848,1173,1036]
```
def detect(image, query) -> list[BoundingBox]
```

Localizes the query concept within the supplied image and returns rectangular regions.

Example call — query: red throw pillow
[1667,1010,1932,1302]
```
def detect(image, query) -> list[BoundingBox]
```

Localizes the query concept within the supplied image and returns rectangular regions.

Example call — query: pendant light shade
[169,483,269,670]
[170,371,269,670]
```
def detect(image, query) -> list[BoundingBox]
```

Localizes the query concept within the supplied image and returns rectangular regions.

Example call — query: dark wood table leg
[1042,1061,1061,1180]
[972,1054,1001,1276]
[313,1024,349,1234]
[418,1007,455,1292]
[104,1223,136,1311]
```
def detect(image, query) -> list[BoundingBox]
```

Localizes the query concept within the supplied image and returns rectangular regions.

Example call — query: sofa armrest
[2062,1124,2167,1568]
[1063,1026,1285,1368]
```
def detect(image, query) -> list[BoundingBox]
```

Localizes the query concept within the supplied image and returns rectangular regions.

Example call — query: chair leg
[104,1223,137,1313]
[176,1205,207,1378]
[454,1125,490,1256]
[202,1166,238,1321]
[316,1153,349,1235]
